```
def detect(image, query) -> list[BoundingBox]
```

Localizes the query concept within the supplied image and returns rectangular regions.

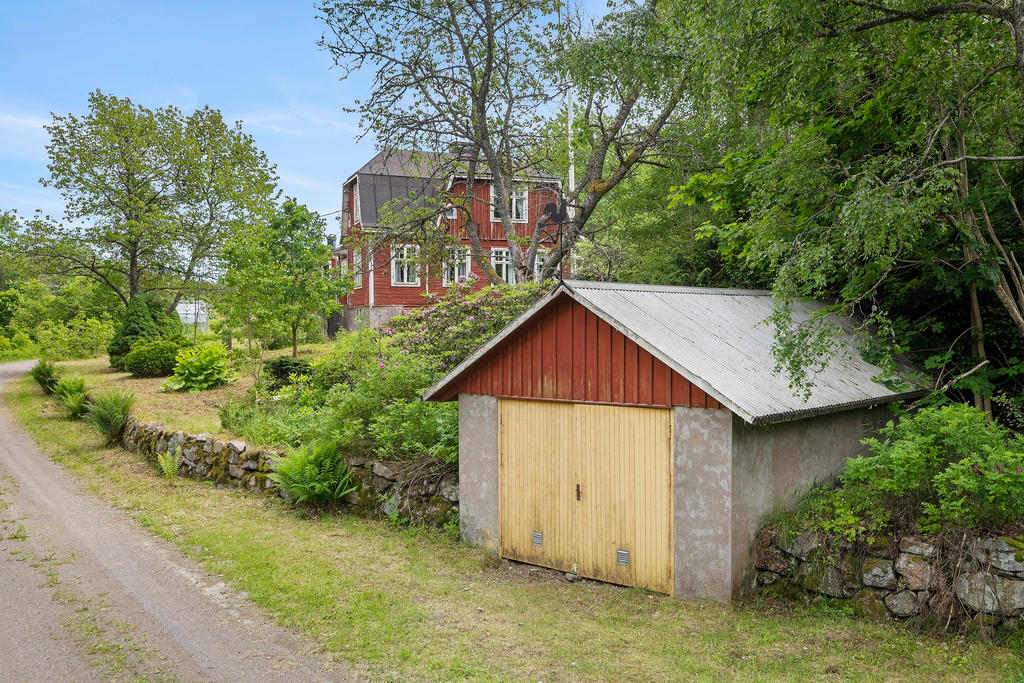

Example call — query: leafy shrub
[163,342,234,392]
[264,356,312,392]
[0,331,40,362]
[54,376,89,419]
[107,294,183,369]
[220,400,337,448]
[368,400,459,463]
[796,404,1024,540]
[157,446,183,480]
[381,280,548,370]
[34,315,115,360]
[124,338,188,377]
[30,359,61,394]
[304,328,392,394]
[84,389,136,444]
[270,439,356,507]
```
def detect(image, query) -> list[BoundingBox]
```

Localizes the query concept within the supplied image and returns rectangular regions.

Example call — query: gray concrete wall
[729,406,892,596]
[672,407,734,602]
[458,394,499,551]
[343,305,406,331]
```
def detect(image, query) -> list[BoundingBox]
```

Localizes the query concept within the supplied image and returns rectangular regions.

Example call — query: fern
[29,359,61,394]
[84,389,136,444]
[157,446,183,481]
[270,440,356,507]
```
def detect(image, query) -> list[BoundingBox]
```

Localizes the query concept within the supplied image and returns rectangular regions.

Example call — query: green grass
[6,373,1023,681]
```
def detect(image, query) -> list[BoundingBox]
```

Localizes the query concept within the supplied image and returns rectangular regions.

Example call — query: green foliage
[795,405,1024,541]
[53,376,90,420]
[84,389,136,445]
[108,294,182,369]
[163,342,233,392]
[368,400,459,464]
[34,315,116,360]
[124,338,188,377]
[30,360,61,394]
[381,281,548,370]
[157,446,183,481]
[269,439,356,507]
[264,356,312,392]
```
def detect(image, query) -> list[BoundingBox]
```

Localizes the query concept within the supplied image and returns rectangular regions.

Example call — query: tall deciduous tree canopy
[220,200,350,366]
[317,0,686,283]
[2,91,279,309]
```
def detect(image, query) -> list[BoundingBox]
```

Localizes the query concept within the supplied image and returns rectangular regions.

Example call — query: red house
[334,150,563,330]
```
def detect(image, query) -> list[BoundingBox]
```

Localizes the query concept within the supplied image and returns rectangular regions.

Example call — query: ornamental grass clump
[30,359,61,394]
[53,376,90,419]
[270,439,356,508]
[84,389,136,445]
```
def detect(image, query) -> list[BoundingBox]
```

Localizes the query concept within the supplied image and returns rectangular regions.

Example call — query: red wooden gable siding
[441,294,723,410]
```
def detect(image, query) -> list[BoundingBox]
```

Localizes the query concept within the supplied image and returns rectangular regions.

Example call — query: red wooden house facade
[334,150,563,330]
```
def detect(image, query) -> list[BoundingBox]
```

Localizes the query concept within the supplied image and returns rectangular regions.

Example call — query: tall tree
[2,91,278,310]
[220,200,350,366]
[665,0,1024,403]
[317,0,687,283]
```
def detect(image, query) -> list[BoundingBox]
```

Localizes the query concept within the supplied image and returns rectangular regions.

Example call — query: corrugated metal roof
[423,280,924,424]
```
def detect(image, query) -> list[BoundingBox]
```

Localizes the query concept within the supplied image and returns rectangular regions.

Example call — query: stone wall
[755,529,1024,628]
[122,417,458,525]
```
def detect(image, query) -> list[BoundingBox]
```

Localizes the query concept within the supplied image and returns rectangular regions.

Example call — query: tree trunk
[967,282,993,415]
[291,322,298,358]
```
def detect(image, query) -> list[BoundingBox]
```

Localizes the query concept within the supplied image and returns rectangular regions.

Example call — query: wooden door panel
[498,399,577,572]
[575,404,674,594]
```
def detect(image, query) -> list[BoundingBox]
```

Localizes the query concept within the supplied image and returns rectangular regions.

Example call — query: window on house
[352,249,363,289]
[490,185,528,222]
[392,244,420,285]
[491,248,515,284]
[443,204,456,220]
[352,181,361,226]
[443,247,472,286]
[533,249,550,280]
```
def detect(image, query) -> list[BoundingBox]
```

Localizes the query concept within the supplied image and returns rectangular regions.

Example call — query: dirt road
[0,360,356,682]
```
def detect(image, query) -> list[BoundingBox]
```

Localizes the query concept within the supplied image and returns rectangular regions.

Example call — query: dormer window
[352,180,361,226]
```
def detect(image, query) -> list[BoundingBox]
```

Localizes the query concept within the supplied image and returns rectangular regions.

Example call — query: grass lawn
[53,345,330,439]
[7,370,1024,682]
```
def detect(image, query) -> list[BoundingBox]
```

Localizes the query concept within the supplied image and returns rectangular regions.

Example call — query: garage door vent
[616,549,630,566]
[531,531,543,547]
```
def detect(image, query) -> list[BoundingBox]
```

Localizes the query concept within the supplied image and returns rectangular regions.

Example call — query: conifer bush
[107,294,183,370]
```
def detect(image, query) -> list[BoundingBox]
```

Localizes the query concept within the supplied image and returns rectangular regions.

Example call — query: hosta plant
[163,342,235,392]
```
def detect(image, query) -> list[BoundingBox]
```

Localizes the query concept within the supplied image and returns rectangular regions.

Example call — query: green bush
[124,338,188,377]
[368,399,459,463]
[30,359,61,394]
[269,439,356,507]
[220,401,337,448]
[381,280,548,370]
[163,342,234,392]
[34,315,115,360]
[264,356,312,392]
[84,389,136,444]
[796,404,1024,540]
[107,294,183,369]
[54,376,90,419]
[0,331,40,362]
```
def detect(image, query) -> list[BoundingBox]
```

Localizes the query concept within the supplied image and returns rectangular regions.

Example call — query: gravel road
[0,360,357,682]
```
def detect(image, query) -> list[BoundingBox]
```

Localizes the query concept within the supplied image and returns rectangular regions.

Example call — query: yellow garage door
[498,399,674,594]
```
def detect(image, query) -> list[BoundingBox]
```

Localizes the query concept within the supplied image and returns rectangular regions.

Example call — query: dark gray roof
[346,149,559,227]
[423,280,924,424]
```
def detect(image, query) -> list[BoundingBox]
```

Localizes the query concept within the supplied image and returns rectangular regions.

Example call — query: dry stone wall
[755,529,1024,629]
[122,416,458,526]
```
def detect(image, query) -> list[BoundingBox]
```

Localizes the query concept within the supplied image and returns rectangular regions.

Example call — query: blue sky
[1,1,604,234]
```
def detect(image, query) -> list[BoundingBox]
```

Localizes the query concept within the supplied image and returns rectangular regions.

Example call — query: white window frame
[442,247,472,286]
[489,184,528,223]
[352,179,361,226]
[391,244,420,286]
[352,249,363,289]
[443,203,456,220]
[533,248,550,280]
[490,247,516,284]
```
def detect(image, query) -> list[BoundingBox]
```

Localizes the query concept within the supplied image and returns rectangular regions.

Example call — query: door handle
[576,483,581,501]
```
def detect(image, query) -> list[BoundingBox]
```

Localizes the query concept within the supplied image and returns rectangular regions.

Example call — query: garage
[423,280,921,600]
